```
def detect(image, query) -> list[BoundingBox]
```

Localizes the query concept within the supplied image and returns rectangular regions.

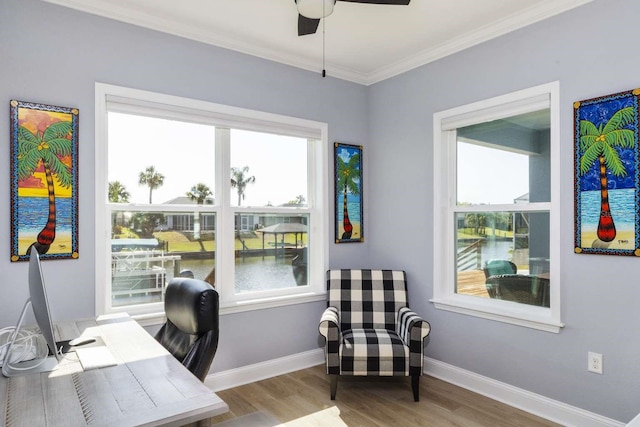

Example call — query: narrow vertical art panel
[335,142,363,243]
[10,100,79,261]
[574,89,640,256]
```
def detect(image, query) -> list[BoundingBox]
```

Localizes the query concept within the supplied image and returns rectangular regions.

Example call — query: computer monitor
[2,247,61,377]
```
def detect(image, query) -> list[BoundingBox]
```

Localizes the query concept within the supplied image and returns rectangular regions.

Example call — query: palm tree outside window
[139,166,165,204]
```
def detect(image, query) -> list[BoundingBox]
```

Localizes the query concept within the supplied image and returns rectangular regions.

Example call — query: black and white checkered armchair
[319,269,431,401]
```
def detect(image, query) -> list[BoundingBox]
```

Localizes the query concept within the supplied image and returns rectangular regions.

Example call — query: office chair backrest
[155,278,219,382]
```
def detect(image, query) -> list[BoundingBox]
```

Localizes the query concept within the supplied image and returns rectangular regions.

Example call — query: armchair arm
[318,306,341,374]
[397,307,431,375]
[319,306,339,338]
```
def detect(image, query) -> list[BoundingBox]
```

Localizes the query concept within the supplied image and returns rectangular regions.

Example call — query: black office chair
[155,278,219,382]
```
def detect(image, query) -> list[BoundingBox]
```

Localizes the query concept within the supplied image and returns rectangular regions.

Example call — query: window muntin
[96,84,328,318]
[432,82,561,332]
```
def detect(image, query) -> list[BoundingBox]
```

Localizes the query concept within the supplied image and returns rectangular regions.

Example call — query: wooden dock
[456,269,490,298]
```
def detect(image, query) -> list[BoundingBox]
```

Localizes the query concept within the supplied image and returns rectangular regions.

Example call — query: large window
[95,84,328,319]
[432,82,562,332]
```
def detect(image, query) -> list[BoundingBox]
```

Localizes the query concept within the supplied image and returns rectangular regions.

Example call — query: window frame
[95,83,328,322]
[432,82,563,333]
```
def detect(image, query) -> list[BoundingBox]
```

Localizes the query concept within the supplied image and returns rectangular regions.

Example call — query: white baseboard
[424,357,625,427]
[204,351,624,427]
[205,349,324,391]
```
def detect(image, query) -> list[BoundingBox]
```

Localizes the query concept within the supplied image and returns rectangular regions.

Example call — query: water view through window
[107,112,312,308]
[110,211,309,307]
[99,84,326,316]
[453,109,551,307]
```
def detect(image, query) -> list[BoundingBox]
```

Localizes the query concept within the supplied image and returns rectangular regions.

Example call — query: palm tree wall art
[574,89,640,256]
[10,100,79,261]
[335,143,363,243]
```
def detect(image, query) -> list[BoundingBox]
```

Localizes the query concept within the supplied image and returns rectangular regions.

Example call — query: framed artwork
[334,142,363,243]
[10,100,79,261]
[574,89,640,256]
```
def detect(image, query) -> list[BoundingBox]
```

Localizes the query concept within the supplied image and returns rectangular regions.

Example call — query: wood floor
[200,365,560,427]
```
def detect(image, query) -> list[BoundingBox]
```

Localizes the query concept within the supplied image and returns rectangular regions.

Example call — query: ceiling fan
[295,0,411,36]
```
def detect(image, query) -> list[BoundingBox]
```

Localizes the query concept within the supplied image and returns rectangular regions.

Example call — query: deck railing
[457,239,482,272]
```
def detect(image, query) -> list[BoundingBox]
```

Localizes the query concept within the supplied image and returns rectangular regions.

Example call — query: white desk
[0,313,228,427]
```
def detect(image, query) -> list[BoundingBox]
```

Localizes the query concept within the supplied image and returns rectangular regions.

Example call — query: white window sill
[430,296,564,333]
[220,291,326,314]
[131,291,327,327]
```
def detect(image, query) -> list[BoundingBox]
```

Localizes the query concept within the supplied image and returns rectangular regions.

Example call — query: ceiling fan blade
[298,14,320,36]
[338,0,410,4]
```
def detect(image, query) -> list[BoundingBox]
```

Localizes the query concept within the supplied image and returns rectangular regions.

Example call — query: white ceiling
[41,0,593,85]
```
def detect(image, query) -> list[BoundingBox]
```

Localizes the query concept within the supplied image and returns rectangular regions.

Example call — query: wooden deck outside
[456,269,490,298]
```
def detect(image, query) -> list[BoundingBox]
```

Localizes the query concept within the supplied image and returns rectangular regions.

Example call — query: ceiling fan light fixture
[297,0,336,19]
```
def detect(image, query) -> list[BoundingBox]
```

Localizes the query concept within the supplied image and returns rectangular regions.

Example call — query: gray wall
[2,0,639,423]
[0,0,371,374]
[368,0,640,422]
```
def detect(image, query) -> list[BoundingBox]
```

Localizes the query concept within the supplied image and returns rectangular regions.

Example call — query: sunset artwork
[10,100,79,261]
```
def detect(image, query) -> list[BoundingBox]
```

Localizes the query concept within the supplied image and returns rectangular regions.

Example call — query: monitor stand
[2,355,59,377]
[1,299,60,377]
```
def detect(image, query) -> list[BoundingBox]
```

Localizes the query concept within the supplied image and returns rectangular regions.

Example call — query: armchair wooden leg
[330,375,338,400]
[411,375,420,402]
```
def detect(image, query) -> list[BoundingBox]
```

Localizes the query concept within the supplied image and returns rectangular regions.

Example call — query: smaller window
[432,82,562,332]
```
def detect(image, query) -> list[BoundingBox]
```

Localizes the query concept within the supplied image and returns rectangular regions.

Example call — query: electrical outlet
[588,352,603,374]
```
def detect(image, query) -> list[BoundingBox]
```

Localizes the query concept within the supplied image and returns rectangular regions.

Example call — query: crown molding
[39,0,369,84]
[365,0,595,85]
[41,0,593,86]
